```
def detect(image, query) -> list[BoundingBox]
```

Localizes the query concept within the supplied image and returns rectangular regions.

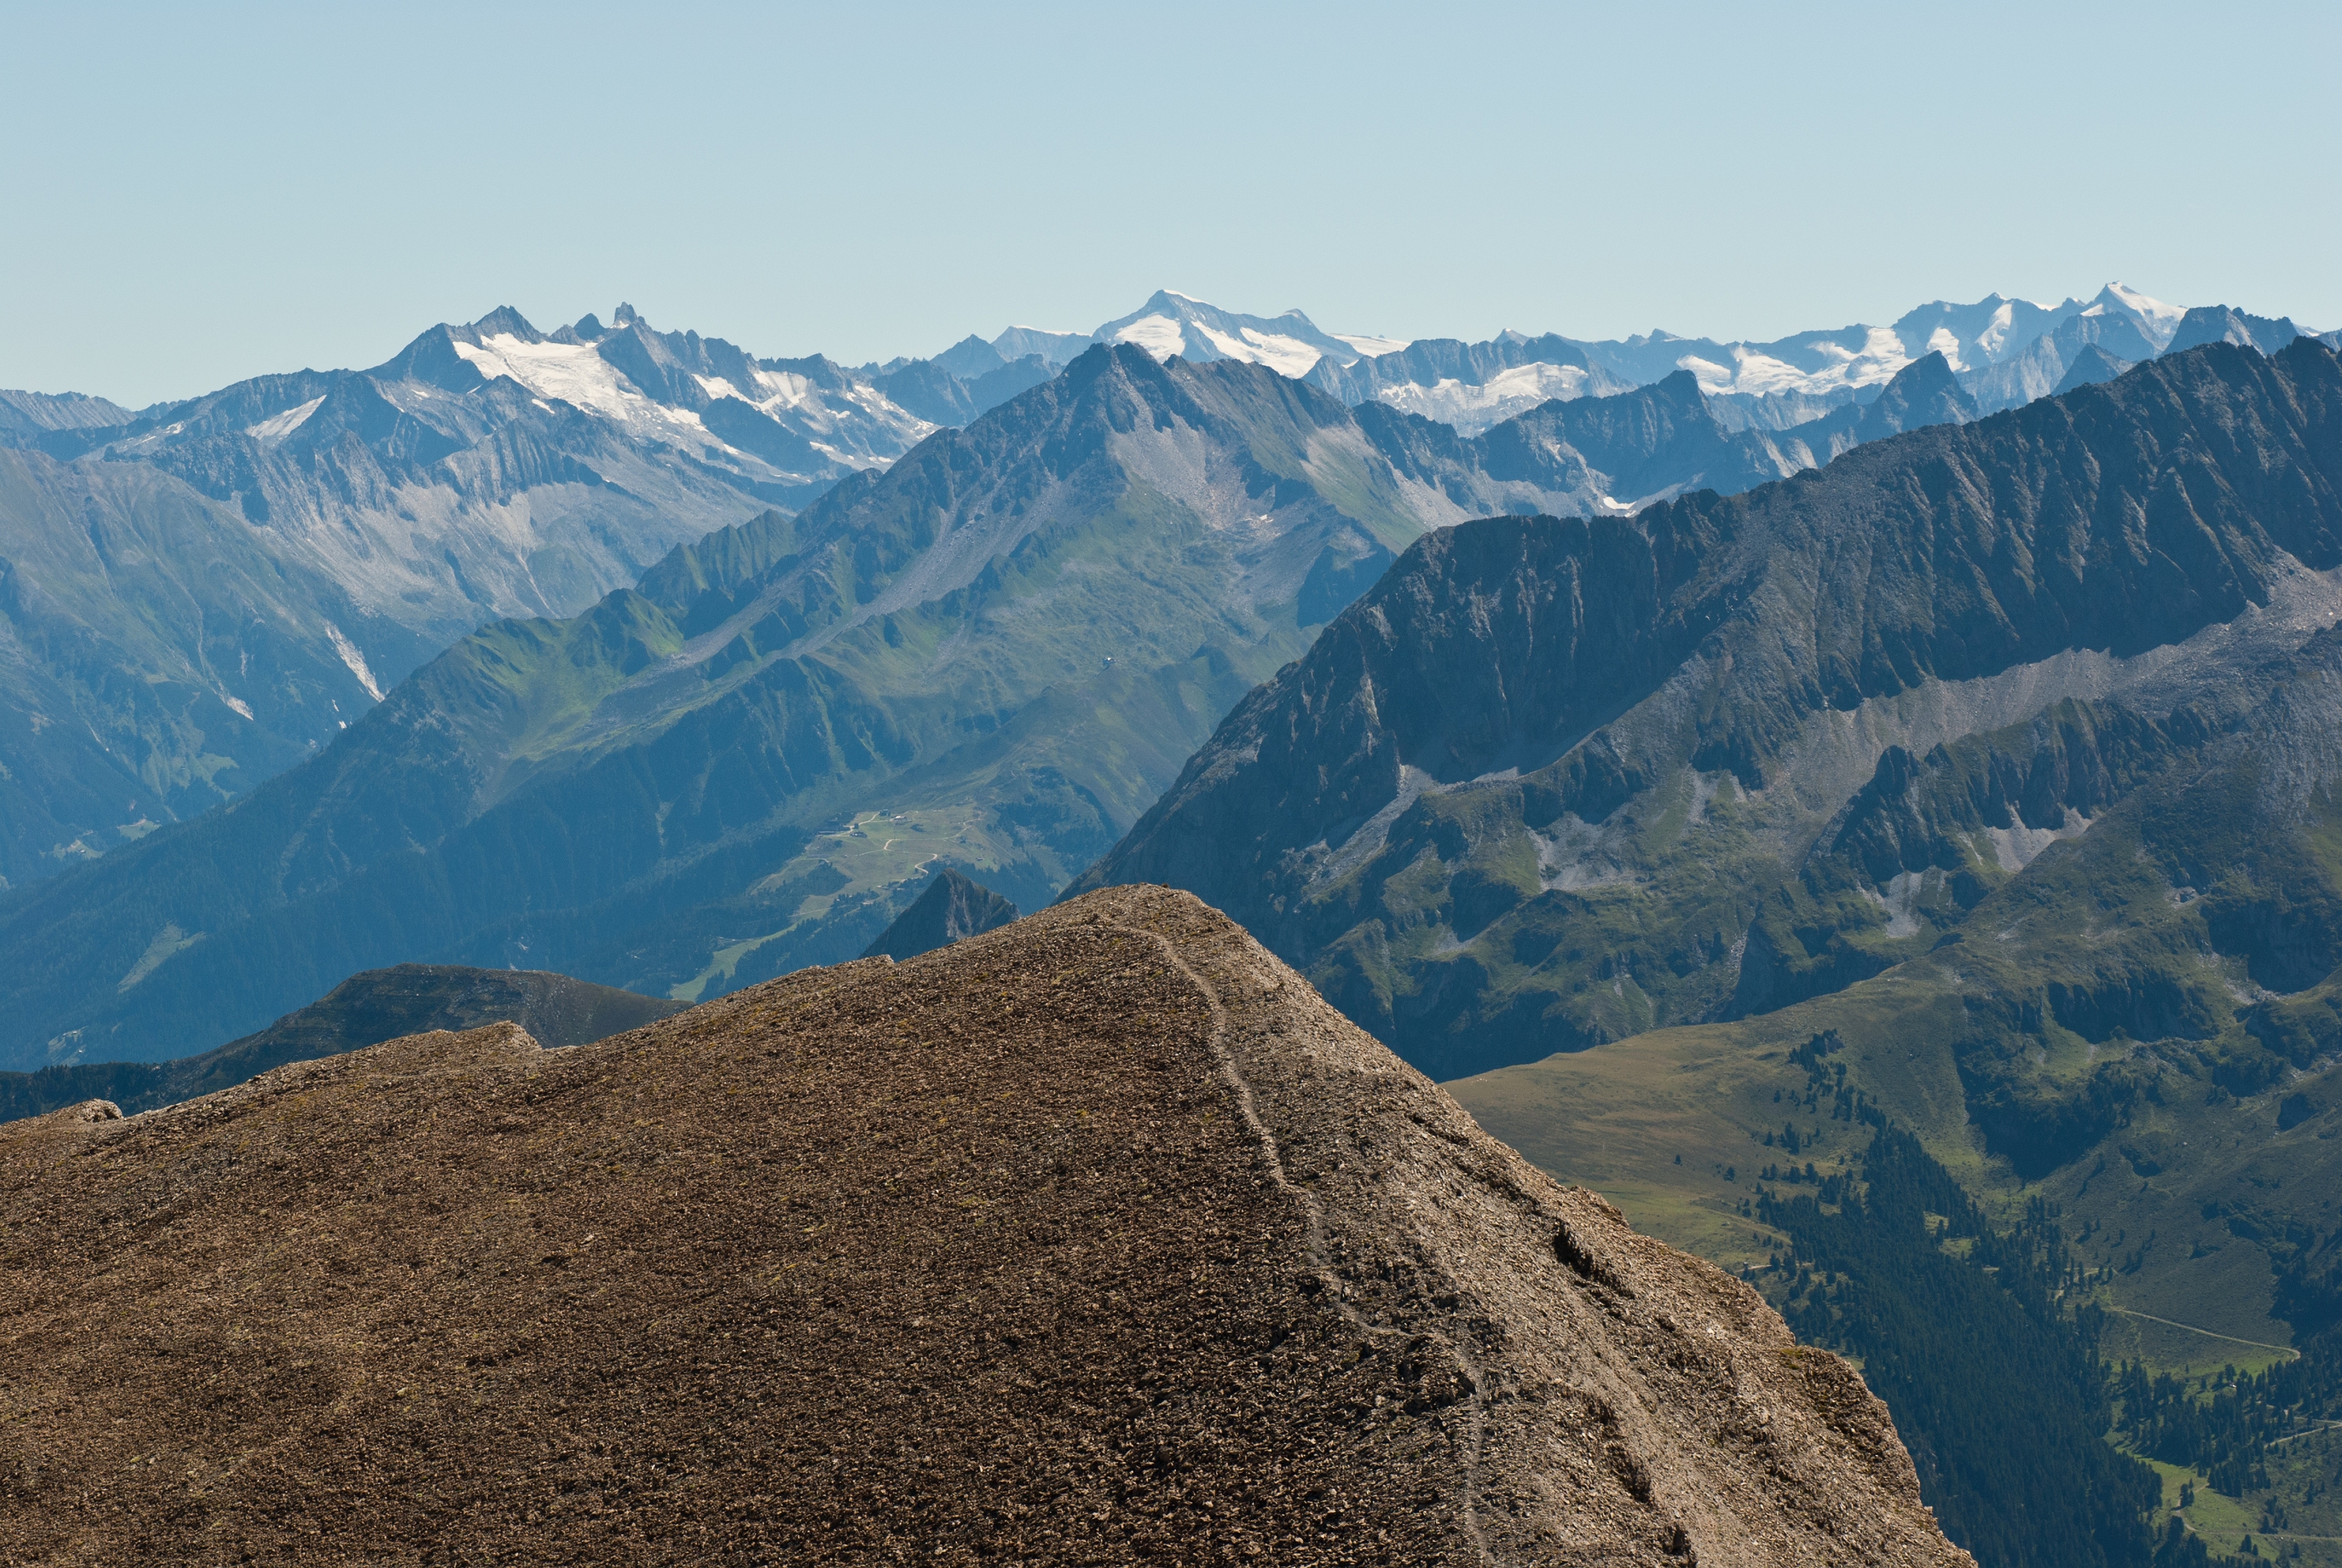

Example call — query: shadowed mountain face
[860,868,1017,961]
[0,887,1968,1567]
[0,344,1964,1073]
[0,963,683,1123]
[1075,341,2342,1083]
[0,447,442,888]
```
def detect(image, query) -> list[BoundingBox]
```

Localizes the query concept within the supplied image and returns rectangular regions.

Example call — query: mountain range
[0,303,1079,893]
[0,337,2007,1070]
[962,282,2330,435]
[1079,337,2342,1080]
[0,280,2320,1045]
[1,281,2315,904]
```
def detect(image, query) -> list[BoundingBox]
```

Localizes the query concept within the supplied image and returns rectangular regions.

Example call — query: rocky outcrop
[0,887,1965,1565]
[860,868,1018,960]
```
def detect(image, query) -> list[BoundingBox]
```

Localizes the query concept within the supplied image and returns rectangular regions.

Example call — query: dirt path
[2108,1306,2298,1360]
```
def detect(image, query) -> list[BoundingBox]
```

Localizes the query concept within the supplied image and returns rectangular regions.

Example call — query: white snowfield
[448,332,928,472]
[2101,281,2186,346]
[1195,324,1324,378]
[1977,300,2021,360]
[1106,316,1358,378]
[762,374,933,464]
[1108,314,1188,360]
[453,335,705,441]
[1676,326,1915,399]
[1924,327,1969,373]
[244,396,325,446]
[1376,363,1596,435]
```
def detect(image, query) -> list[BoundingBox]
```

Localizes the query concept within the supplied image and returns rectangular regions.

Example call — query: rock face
[0,962,684,1123]
[0,887,1965,1566]
[860,867,1018,960]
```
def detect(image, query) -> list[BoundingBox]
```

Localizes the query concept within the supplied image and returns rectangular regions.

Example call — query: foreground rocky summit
[0,888,1964,1565]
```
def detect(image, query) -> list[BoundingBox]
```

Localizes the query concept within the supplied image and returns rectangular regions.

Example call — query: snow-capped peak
[1092,290,1365,375]
[2094,282,2186,349]
[2103,282,2182,326]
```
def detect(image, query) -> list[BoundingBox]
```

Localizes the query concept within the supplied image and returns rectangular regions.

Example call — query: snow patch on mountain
[1376,363,1596,434]
[1110,315,1188,360]
[1978,300,2020,359]
[1190,324,1324,377]
[749,368,822,411]
[244,396,324,445]
[324,623,385,703]
[1334,334,1410,359]
[453,335,667,429]
[1683,326,1914,398]
[2105,282,2185,345]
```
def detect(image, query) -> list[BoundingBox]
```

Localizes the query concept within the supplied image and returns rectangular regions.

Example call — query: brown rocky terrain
[0,887,1969,1565]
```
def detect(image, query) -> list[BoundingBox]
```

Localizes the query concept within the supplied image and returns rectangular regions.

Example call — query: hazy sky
[5,0,2337,406]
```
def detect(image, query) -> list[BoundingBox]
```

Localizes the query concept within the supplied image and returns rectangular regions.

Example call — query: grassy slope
[1451,734,2342,1563]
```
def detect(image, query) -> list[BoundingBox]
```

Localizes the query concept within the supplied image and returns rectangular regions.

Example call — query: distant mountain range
[0,278,2321,914]
[0,305,1066,893]
[0,337,1996,1069]
[944,282,2332,435]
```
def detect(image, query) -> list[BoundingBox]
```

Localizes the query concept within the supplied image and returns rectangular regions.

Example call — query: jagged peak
[467,306,540,343]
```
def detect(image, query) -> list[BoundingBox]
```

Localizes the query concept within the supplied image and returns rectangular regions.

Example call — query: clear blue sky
[4,0,2337,406]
